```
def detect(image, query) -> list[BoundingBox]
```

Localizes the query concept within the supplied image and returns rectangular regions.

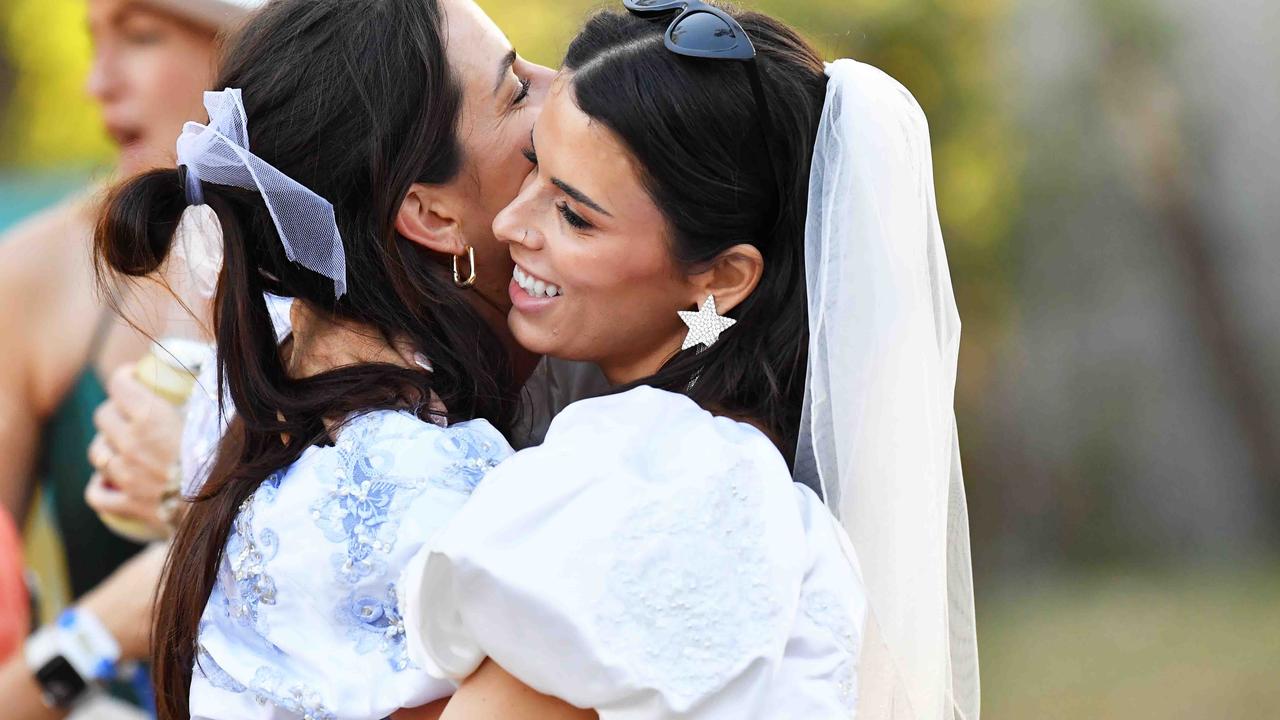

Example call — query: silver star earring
[679,294,737,351]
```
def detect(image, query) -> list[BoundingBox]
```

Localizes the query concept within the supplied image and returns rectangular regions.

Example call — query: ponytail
[94,169,188,279]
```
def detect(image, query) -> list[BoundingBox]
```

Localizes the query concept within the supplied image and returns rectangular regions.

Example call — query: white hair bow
[176,88,348,298]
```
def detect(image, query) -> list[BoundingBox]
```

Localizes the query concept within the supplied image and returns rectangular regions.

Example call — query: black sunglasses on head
[623,0,777,184]
[623,0,757,60]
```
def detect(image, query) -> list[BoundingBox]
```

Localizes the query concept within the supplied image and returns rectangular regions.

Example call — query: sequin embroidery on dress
[311,415,434,586]
[312,414,506,671]
[220,470,285,634]
[338,582,410,671]
[801,586,862,710]
[596,460,782,704]
[249,667,337,720]
[434,424,506,492]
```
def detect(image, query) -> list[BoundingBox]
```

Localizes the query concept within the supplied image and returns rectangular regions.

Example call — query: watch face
[35,655,88,708]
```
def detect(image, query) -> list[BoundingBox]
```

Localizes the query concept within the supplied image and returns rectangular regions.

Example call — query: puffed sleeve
[191,411,513,720]
[401,387,810,718]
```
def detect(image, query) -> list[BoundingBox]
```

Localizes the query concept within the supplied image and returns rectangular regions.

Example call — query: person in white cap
[0,2,263,717]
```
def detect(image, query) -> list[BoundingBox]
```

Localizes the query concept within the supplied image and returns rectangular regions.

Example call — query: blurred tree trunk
[1101,43,1280,533]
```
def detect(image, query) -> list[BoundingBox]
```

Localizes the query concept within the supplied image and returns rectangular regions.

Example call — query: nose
[525,62,557,108]
[493,180,543,252]
[86,45,119,104]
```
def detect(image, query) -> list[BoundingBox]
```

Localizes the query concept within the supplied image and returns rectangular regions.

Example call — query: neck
[597,338,682,387]
[286,300,416,379]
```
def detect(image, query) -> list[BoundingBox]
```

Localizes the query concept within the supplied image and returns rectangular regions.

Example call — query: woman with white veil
[398,3,980,718]
[799,59,980,719]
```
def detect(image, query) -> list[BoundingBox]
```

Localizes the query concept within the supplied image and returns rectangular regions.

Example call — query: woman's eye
[121,20,167,46]
[556,201,593,230]
[512,77,532,106]
[521,146,537,164]
[124,31,164,45]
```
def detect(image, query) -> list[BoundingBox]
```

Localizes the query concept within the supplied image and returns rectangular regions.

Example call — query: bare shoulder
[0,193,97,289]
[0,193,103,410]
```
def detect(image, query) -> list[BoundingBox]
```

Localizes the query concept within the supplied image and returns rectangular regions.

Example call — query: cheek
[543,236,685,351]
[491,144,534,212]
[474,121,537,213]
[131,44,214,135]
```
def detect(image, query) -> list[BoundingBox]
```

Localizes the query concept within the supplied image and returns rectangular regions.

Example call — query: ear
[395,183,466,256]
[687,243,764,314]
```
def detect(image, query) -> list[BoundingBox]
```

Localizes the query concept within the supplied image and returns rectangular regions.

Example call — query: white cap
[141,0,268,31]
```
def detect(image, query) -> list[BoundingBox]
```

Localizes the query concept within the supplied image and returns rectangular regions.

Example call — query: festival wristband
[23,608,122,708]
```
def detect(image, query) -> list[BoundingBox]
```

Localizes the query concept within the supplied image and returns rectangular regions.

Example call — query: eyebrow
[493,50,517,96]
[552,178,612,217]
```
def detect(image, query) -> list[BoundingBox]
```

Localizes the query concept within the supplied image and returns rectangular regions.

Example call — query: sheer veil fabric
[795,60,980,719]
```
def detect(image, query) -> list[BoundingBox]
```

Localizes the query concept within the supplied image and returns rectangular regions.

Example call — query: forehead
[539,75,656,219]
[441,0,512,93]
[540,75,628,157]
[88,0,167,26]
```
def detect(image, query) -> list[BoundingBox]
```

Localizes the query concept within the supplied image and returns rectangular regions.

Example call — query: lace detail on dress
[801,587,861,711]
[222,488,281,633]
[597,460,781,704]
[310,418,433,585]
[337,582,411,671]
[309,415,506,670]
[249,667,336,720]
[434,425,505,492]
[195,643,247,694]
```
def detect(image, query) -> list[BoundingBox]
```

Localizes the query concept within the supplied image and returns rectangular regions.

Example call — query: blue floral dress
[190,409,512,719]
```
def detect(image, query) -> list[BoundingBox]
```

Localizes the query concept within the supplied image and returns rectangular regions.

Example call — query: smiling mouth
[513,264,562,298]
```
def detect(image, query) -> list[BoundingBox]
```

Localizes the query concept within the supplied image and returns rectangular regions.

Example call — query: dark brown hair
[93,1,517,716]
[563,6,828,461]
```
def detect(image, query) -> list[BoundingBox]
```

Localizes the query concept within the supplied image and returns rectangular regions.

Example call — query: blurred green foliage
[0,0,114,166]
[979,565,1280,719]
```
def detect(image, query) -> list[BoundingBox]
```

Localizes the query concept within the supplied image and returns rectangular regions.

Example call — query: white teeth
[513,264,561,298]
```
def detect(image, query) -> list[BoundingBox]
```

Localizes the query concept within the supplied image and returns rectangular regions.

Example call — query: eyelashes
[557,201,592,230]
[521,141,592,231]
[513,77,532,106]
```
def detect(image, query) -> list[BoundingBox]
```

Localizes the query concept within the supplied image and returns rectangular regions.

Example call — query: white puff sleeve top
[401,386,866,719]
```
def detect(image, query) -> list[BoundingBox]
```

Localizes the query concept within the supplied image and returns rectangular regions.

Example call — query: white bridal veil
[794,60,980,719]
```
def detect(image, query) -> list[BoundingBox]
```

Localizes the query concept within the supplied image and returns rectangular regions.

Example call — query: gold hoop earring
[453,245,477,288]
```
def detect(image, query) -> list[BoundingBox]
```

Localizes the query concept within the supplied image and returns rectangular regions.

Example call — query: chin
[508,312,572,359]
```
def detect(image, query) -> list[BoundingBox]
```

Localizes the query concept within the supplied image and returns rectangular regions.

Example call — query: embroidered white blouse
[189,409,513,720]
[401,386,867,719]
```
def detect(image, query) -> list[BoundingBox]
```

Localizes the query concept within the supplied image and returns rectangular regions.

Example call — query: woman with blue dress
[92,0,562,717]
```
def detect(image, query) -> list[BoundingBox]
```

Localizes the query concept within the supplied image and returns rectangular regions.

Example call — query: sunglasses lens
[626,0,685,9]
[670,11,741,53]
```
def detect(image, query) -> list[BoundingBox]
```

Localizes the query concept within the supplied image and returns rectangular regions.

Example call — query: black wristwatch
[31,653,89,708]
[23,609,120,709]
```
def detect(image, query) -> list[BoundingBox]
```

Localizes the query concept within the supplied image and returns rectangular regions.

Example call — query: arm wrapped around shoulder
[401,387,813,719]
